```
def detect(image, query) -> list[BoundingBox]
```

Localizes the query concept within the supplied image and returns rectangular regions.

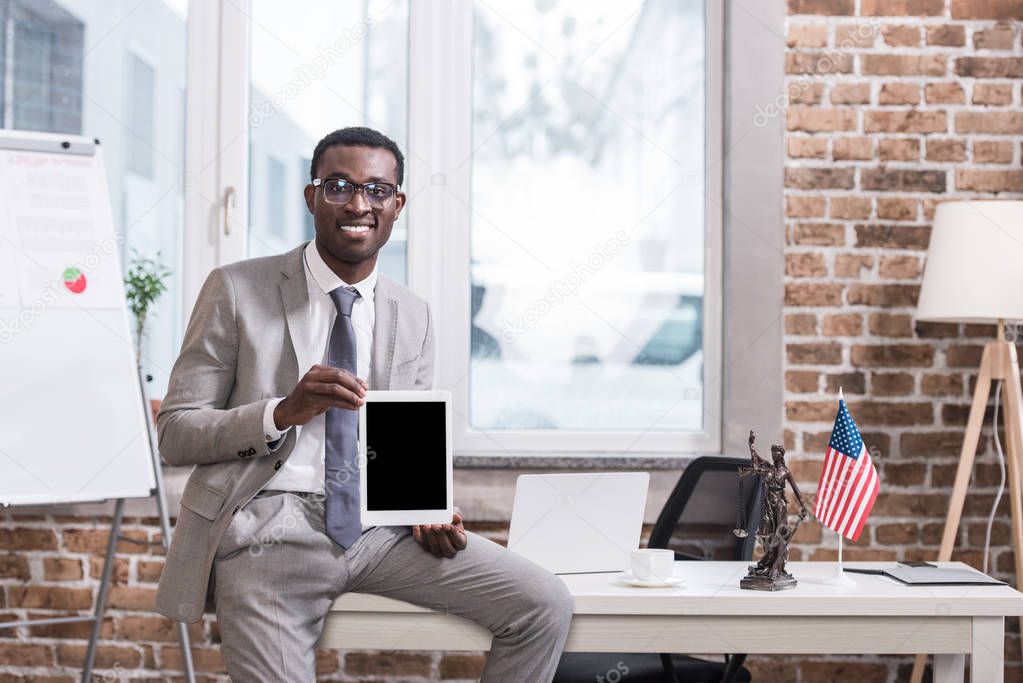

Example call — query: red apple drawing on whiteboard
[62,266,87,294]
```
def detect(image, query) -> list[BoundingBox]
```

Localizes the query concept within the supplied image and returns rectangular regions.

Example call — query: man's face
[304,144,406,267]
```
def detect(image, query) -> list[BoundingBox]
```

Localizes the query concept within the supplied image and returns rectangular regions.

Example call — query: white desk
[320,561,1023,683]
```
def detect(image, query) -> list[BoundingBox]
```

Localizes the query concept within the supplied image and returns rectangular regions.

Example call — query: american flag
[814,398,879,542]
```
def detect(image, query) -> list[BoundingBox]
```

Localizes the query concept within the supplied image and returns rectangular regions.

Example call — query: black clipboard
[845,564,1005,586]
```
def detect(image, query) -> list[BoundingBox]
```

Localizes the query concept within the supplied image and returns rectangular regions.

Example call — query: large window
[220,0,721,456]
[404,1,722,456]
[246,0,409,282]
[0,0,187,400]
[468,1,708,436]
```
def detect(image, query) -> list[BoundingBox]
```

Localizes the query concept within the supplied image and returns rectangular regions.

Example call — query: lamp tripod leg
[910,344,994,683]
[996,345,1023,589]
[995,344,1023,678]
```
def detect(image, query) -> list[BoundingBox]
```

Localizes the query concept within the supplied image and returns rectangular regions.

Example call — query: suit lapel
[370,275,399,390]
[280,242,399,390]
[279,242,314,385]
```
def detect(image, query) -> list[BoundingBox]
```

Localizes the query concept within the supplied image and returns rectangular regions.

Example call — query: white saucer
[614,570,686,588]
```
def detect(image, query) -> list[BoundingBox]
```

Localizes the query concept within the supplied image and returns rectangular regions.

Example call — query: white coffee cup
[630,548,675,582]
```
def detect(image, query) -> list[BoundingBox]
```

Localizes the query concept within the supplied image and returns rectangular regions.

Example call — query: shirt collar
[303,240,377,302]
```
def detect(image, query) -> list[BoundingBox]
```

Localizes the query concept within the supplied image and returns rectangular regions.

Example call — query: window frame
[123,46,158,179]
[207,0,725,459]
[406,0,724,457]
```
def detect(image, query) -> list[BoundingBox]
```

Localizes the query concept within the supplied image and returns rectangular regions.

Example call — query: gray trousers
[212,490,573,682]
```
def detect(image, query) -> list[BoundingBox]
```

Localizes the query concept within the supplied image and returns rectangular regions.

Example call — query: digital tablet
[358,390,453,526]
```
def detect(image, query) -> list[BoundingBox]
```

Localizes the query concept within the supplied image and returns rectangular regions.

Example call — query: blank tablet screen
[364,401,448,510]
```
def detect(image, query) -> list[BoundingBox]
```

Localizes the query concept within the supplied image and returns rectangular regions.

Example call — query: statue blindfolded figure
[739,430,810,591]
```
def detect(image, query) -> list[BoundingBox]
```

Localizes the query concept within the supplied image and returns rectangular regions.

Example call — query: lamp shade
[916,200,1023,323]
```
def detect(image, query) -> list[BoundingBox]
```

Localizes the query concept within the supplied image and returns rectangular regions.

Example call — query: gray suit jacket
[154,240,434,623]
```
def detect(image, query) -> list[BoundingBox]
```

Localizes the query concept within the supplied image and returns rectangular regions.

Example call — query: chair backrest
[648,456,764,561]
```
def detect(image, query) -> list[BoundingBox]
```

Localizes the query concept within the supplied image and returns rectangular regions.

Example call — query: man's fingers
[306,382,363,408]
[449,510,466,549]
[307,366,367,394]
[413,524,465,558]
[332,368,367,394]
[414,526,437,554]
[424,527,458,558]
[434,533,457,558]
[424,528,443,556]
[447,526,467,551]
[335,368,367,393]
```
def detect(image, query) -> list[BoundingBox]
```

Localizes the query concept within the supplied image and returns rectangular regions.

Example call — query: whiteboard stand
[0,131,194,682]
[86,368,197,683]
[0,372,195,683]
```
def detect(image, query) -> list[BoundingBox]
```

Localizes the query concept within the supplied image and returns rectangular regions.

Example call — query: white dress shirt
[261,240,376,493]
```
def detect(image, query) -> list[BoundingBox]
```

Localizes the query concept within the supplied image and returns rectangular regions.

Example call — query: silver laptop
[507,472,650,574]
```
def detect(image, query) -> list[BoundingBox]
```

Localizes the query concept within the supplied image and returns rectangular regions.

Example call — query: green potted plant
[124,249,171,421]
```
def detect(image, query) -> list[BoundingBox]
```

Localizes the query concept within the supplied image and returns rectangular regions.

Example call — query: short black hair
[309,126,404,186]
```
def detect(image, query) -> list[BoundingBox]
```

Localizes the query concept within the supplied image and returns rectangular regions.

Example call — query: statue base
[739,571,797,591]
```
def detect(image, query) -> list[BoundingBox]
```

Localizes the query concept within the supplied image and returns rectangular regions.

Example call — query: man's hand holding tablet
[413,506,468,558]
[273,365,367,429]
[273,381,461,557]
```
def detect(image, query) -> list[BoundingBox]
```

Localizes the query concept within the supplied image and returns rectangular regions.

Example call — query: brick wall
[782,0,1023,680]
[3,1,1023,681]
[0,511,498,680]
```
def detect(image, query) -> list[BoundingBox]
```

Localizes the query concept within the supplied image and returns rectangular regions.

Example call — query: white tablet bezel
[358,390,453,526]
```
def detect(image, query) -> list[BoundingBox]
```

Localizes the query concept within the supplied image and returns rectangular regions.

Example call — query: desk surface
[329,561,1023,617]
[322,561,1021,681]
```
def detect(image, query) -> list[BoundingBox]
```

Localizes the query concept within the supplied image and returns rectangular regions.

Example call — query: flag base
[823,568,857,587]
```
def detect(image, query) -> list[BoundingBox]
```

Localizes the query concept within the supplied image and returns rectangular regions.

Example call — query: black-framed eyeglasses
[312,178,400,208]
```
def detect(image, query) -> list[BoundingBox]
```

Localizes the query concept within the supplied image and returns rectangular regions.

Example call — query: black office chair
[553,457,764,683]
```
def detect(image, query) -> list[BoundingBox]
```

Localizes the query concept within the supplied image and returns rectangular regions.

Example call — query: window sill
[9,460,685,527]
[158,457,688,523]
[453,454,699,470]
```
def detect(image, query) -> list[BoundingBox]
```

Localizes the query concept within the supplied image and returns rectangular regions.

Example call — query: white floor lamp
[910,200,1023,683]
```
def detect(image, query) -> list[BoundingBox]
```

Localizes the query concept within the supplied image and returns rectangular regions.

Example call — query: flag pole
[823,388,857,587]
[824,533,856,586]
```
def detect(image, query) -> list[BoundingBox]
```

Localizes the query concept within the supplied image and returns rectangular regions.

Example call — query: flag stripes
[813,400,880,542]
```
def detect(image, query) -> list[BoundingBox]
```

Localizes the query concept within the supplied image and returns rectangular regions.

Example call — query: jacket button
[274,460,282,470]
[248,447,257,455]
[232,506,240,514]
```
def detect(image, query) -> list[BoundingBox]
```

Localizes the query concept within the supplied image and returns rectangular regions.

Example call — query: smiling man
[155,127,573,681]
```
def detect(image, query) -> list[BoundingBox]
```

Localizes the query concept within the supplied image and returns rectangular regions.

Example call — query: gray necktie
[324,285,362,548]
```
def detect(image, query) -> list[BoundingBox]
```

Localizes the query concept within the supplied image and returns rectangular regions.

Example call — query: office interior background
[0,0,1021,680]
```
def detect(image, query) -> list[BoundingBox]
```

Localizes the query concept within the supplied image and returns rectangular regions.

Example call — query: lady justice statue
[737,430,810,591]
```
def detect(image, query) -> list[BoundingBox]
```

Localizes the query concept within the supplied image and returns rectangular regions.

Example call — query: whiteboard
[0,130,156,506]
